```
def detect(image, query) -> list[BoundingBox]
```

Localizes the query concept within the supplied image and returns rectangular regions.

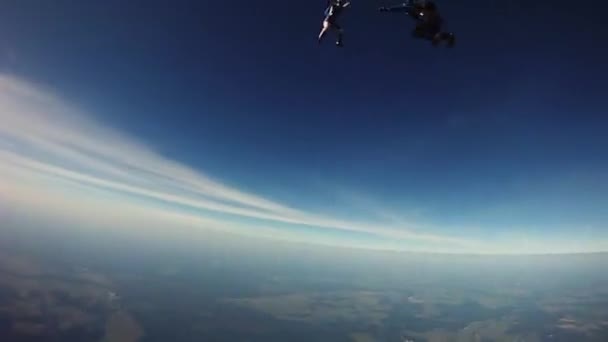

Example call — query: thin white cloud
[1,74,604,254]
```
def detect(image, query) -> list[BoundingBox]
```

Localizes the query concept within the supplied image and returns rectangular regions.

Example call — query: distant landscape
[1,227,607,342]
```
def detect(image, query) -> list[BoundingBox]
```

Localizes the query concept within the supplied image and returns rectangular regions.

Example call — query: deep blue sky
[0,0,606,251]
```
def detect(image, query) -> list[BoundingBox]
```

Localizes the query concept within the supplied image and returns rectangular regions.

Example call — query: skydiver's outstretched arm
[379,3,411,13]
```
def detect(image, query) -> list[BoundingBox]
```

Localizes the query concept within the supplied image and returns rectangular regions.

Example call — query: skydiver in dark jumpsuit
[380,0,455,47]
[318,0,351,47]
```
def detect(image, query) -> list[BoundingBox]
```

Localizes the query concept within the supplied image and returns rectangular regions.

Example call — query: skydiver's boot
[446,33,456,48]
[336,33,344,47]
[433,32,455,47]
[432,33,442,46]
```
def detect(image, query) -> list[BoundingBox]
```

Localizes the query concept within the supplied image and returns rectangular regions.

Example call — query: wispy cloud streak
[3,74,597,254]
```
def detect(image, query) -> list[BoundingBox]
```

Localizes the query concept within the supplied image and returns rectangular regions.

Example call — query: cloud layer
[0,75,605,254]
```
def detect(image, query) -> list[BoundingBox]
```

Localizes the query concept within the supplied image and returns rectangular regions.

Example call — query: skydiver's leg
[444,32,456,47]
[318,19,331,44]
[423,20,455,47]
[426,22,442,46]
[431,33,441,46]
[333,23,344,47]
